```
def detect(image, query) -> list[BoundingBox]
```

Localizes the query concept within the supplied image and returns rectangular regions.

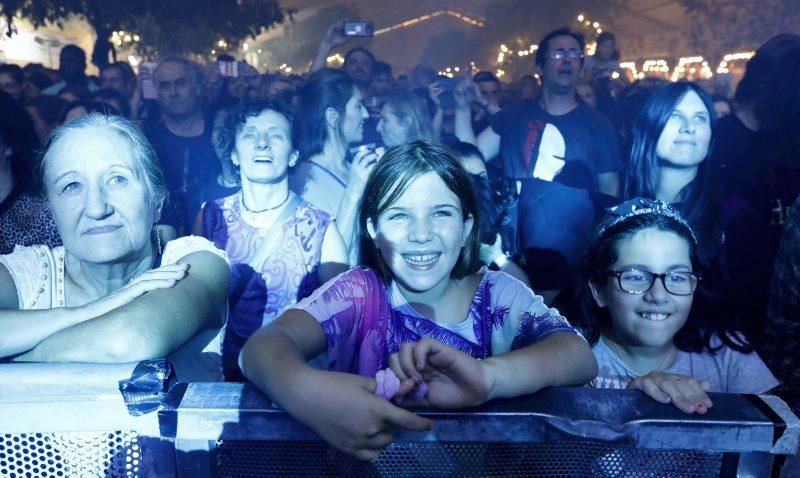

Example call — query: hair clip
[596,198,698,245]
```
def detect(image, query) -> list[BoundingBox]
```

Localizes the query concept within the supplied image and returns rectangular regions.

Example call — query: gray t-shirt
[590,334,779,393]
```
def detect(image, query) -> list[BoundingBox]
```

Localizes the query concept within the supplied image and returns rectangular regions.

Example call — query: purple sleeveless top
[293,267,578,377]
[200,191,332,378]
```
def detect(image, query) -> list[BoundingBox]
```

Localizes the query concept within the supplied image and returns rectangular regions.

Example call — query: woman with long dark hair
[290,68,376,250]
[622,81,720,260]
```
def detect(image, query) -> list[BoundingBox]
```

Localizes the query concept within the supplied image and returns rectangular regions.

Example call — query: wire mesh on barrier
[215,439,723,477]
[0,431,141,478]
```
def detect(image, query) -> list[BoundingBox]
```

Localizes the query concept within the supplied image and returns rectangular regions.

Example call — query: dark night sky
[261,0,798,75]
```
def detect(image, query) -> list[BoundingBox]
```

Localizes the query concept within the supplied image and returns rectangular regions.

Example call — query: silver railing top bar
[0,362,160,435]
[0,362,797,455]
[165,382,800,455]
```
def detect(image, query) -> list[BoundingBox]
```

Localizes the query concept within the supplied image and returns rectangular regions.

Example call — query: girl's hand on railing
[294,369,432,461]
[628,370,713,414]
[389,338,491,409]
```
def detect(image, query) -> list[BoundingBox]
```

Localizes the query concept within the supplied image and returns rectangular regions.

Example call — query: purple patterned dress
[292,267,579,378]
[200,191,332,379]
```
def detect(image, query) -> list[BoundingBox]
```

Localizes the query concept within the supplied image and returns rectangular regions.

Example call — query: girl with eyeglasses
[565,198,778,413]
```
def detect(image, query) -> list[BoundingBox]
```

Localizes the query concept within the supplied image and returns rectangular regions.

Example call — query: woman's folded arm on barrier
[0,263,97,358]
[240,309,432,462]
[14,251,229,363]
[389,333,598,408]
[0,262,196,358]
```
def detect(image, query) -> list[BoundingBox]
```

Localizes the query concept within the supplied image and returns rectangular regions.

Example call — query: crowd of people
[0,23,799,459]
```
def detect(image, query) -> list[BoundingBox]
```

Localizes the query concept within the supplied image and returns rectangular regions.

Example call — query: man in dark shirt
[456,28,620,193]
[41,45,100,96]
[145,57,218,236]
[454,28,622,299]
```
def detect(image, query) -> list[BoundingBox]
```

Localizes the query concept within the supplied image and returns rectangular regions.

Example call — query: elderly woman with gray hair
[0,114,230,381]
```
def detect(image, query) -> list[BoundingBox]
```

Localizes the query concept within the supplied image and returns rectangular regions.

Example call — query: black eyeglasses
[605,269,701,296]
[549,48,584,60]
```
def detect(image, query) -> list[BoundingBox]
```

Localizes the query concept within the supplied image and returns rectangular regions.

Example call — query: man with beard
[455,28,621,303]
[369,61,393,98]
[99,63,136,98]
[340,47,383,149]
[343,47,375,92]
[42,45,100,96]
[145,57,218,236]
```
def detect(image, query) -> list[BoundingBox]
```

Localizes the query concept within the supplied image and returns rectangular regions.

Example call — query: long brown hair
[357,140,481,282]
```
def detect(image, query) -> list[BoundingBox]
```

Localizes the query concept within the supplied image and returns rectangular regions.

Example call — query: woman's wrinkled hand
[627,370,713,414]
[388,338,491,409]
[84,263,190,319]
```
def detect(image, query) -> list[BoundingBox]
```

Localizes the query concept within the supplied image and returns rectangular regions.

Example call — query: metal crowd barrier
[1,361,798,477]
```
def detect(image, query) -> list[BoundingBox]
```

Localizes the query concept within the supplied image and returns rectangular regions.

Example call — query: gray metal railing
[0,362,798,477]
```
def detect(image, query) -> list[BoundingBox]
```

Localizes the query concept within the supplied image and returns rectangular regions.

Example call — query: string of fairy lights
[582,14,755,81]
[110,30,143,67]
[621,51,755,82]
[482,13,755,82]
[113,11,756,81]
[373,9,483,36]
[437,62,479,78]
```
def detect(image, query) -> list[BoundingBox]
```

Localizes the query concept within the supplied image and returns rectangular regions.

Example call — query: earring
[153,227,163,256]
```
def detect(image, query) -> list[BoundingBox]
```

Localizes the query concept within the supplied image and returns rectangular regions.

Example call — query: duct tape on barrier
[118,359,176,416]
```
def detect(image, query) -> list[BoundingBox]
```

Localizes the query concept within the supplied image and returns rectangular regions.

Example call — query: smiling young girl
[241,140,597,460]
[569,198,778,413]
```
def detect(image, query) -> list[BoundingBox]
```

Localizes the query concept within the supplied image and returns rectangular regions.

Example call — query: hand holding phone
[343,21,374,37]
[322,23,349,48]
